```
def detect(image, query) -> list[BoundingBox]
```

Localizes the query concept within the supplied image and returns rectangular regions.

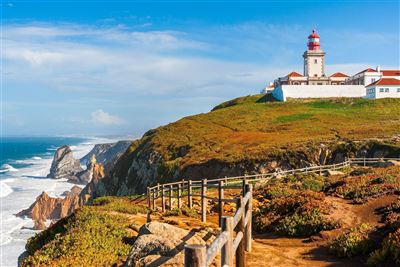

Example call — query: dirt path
[246,195,397,267]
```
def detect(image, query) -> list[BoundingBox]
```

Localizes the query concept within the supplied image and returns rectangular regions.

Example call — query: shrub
[273,210,339,237]
[350,168,373,176]
[367,228,400,266]
[329,224,374,257]
[253,188,339,237]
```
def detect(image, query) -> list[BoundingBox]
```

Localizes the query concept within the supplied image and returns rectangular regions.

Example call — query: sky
[2,0,399,137]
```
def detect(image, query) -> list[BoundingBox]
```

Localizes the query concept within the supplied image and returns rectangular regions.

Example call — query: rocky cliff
[47,145,83,180]
[80,140,131,174]
[91,97,400,197]
[17,186,82,229]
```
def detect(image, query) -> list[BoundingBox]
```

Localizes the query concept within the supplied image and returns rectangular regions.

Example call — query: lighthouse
[303,30,328,84]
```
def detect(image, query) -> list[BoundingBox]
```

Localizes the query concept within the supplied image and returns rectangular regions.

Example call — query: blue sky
[2,0,399,137]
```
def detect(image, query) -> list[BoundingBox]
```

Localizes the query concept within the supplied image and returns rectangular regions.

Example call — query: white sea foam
[0,181,13,198]
[0,136,120,266]
[0,164,19,173]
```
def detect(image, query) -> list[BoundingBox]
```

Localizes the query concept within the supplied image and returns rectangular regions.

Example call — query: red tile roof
[381,70,400,76]
[287,72,303,78]
[367,78,400,87]
[330,72,349,78]
[355,68,377,76]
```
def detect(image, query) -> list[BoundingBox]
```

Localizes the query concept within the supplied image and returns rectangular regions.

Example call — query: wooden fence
[146,157,400,220]
[145,157,399,267]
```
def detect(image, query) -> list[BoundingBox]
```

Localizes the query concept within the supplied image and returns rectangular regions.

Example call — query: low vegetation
[329,223,374,257]
[368,199,400,266]
[331,166,400,203]
[21,197,147,266]
[253,174,340,237]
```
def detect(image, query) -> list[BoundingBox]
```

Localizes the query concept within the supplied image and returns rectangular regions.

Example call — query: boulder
[47,145,83,179]
[326,170,344,176]
[125,222,213,267]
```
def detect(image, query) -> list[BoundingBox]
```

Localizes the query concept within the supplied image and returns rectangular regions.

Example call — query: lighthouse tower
[303,30,328,84]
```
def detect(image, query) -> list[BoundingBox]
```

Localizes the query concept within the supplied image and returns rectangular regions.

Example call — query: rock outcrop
[17,187,82,226]
[125,222,215,267]
[47,145,83,180]
[80,140,131,174]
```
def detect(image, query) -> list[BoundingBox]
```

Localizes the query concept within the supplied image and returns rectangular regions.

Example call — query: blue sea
[0,136,118,267]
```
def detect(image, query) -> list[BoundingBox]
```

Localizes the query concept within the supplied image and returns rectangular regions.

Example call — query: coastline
[0,136,123,267]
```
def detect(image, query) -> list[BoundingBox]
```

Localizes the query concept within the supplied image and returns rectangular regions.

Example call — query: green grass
[275,113,314,123]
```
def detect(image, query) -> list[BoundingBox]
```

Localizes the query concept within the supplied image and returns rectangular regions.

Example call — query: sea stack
[47,145,83,179]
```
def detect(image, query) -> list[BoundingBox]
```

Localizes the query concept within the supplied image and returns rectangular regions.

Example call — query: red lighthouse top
[307,29,321,51]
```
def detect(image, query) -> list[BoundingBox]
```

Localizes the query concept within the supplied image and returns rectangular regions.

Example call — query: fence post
[236,196,246,267]
[169,185,173,210]
[245,184,253,252]
[147,187,151,209]
[201,179,207,222]
[184,244,206,267]
[152,189,156,210]
[188,180,193,209]
[157,183,160,198]
[218,180,224,227]
[178,182,182,209]
[363,157,366,167]
[221,216,234,267]
[161,185,166,212]
[319,165,322,176]
[305,166,308,174]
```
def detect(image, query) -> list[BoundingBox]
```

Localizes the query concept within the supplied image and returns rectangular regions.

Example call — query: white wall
[272,85,366,101]
[364,73,382,86]
[366,85,400,99]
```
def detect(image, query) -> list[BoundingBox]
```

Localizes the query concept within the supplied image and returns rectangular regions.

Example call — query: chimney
[376,66,381,72]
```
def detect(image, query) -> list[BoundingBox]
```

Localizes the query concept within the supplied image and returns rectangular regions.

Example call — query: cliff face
[80,140,131,174]
[92,97,400,197]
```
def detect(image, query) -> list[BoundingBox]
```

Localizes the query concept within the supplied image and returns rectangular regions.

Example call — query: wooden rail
[184,182,252,267]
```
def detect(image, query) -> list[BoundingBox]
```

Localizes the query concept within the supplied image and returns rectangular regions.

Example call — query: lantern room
[307,30,320,51]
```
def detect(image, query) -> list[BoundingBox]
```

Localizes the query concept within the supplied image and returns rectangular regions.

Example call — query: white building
[346,67,400,86]
[269,30,400,101]
[366,78,400,99]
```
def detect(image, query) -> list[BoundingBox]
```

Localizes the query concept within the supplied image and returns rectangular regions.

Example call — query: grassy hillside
[132,96,400,168]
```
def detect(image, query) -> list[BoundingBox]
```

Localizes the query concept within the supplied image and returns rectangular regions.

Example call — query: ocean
[0,136,117,267]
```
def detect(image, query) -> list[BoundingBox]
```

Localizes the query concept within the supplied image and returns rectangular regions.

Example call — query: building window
[398,88,400,92]
[371,78,375,83]
[314,59,317,64]
[314,74,318,77]
[380,88,384,93]
[385,88,389,92]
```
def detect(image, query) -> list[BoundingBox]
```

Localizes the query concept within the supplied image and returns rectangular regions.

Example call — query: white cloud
[91,109,125,125]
